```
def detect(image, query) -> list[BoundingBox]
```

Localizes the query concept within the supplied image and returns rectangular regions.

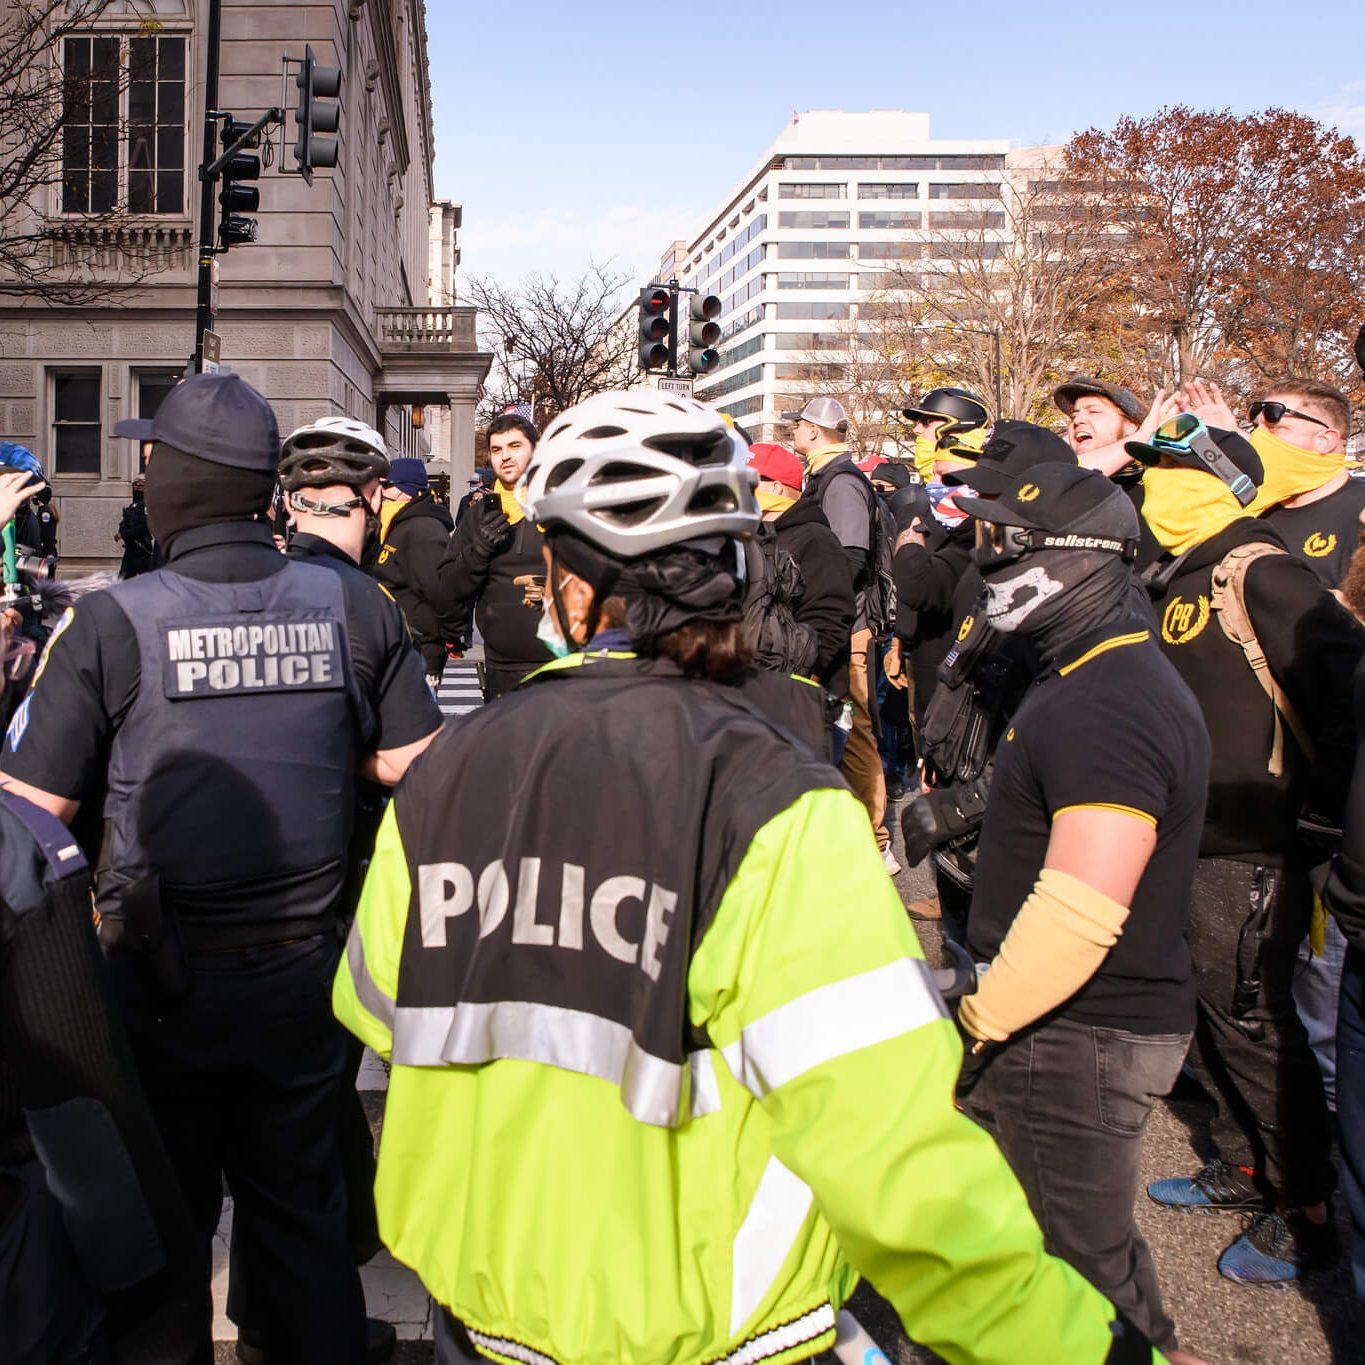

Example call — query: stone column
[447,391,478,493]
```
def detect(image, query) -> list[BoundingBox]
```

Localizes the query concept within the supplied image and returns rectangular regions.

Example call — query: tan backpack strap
[1210,543,1314,777]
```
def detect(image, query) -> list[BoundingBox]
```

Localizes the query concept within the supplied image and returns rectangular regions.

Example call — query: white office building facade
[669,111,1012,440]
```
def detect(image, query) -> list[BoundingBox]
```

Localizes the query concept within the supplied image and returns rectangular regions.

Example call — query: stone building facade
[0,0,490,569]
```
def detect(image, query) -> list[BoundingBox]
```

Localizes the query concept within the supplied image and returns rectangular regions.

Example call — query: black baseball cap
[943,419,1076,492]
[1052,375,1144,424]
[114,373,281,473]
[1123,421,1264,484]
[955,462,1137,539]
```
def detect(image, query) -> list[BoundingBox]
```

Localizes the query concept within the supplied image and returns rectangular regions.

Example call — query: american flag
[503,402,534,421]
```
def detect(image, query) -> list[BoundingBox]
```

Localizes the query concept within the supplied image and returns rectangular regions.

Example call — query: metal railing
[374,305,477,350]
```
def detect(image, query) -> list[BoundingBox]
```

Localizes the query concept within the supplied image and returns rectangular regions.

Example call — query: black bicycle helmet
[279,417,390,491]
[901,388,990,443]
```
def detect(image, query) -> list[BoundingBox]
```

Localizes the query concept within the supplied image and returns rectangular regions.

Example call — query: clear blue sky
[425,0,1365,291]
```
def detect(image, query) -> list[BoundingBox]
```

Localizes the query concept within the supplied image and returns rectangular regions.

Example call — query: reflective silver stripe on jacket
[346,921,396,1029]
[388,1000,721,1128]
[466,1304,836,1365]
[722,957,947,1099]
[729,1155,814,1335]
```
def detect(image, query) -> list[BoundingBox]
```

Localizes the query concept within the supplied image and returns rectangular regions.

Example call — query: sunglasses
[1249,401,1329,430]
[973,518,1135,568]
[1148,414,1257,508]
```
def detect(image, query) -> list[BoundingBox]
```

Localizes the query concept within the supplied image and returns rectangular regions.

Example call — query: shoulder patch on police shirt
[161,612,345,698]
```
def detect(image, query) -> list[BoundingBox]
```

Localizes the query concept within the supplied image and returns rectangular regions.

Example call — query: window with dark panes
[62,36,119,212]
[858,183,919,199]
[62,33,186,214]
[53,371,102,475]
[127,36,185,213]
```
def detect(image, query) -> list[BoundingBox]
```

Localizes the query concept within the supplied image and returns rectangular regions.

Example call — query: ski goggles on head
[1145,413,1257,507]
[1249,400,1329,430]
[973,518,1137,568]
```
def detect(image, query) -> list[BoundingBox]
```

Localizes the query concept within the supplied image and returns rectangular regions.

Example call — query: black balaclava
[144,443,276,552]
[980,492,1141,660]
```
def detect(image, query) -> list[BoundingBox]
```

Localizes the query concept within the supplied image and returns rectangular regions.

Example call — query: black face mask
[981,548,1133,659]
[144,444,276,551]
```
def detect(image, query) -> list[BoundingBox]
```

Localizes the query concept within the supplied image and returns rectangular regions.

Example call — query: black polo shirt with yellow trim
[1261,475,1365,588]
[968,620,1210,1033]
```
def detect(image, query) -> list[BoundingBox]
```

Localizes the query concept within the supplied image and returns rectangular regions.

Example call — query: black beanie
[144,443,276,552]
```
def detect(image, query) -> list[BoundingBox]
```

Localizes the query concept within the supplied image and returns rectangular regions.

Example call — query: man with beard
[952,464,1209,1364]
[439,413,551,701]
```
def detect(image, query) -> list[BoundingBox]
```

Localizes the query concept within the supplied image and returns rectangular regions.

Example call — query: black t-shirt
[968,622,1210,1033]
[0,522,441,917]
[1261,477,1365,588]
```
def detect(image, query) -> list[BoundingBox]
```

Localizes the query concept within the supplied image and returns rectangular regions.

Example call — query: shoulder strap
[1210,542,1313,776]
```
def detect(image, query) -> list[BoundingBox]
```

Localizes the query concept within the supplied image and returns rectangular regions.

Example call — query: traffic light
[638,285,674,372]
[293,43,341,184]
[218,117,261,248]
[687,294,722,375]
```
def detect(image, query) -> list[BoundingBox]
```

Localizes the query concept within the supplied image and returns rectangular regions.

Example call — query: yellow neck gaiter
[378,498,404,541]
[914,426,987,481]
[756,488,796,517]
[1141,466,1245,555]
[804,444,849,476]
[1245,427,1346,515]
[498,485,526,526]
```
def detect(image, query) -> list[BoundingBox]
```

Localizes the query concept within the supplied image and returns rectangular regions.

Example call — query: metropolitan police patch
[160,612,346,698]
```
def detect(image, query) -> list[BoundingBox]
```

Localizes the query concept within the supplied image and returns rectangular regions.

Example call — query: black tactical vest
[388,655,842,1127]
[98,561,360,931]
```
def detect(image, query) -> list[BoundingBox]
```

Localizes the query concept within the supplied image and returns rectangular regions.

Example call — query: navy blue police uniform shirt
[0,522,440,911]
[1261,476,1365,589]
[968,622,1211,1034]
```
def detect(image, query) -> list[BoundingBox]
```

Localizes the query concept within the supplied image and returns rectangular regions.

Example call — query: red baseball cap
[747,443,804,489]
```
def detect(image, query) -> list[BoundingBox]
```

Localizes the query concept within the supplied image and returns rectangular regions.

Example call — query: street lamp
[905,323,1004,419]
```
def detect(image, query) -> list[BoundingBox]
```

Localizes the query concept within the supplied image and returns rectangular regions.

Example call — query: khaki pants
[841,627,888,850]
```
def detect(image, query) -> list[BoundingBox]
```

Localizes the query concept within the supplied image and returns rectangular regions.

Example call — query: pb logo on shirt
[1303,531,1337,559]
[1161,594,1210,645]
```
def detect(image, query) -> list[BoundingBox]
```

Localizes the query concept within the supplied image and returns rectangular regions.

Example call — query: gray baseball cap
[1052,375,1144,425]
[780,397,848,431]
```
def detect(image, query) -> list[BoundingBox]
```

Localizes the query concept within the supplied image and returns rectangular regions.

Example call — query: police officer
[0,373,443,1364]
[1133,413,1363,1284]
[335,391,1160,1365]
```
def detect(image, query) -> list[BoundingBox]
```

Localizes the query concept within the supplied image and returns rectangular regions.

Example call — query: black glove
[473,497,513,558]
[900,774,991,868]
[953,1012,997,1099]
[886,483,930,535]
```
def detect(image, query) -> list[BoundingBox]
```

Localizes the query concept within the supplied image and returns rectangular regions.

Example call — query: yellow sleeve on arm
[333,803,411,1059]
[959,867,1130,1043]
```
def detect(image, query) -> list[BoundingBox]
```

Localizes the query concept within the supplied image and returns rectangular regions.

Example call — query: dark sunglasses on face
[1249,401,1329,430]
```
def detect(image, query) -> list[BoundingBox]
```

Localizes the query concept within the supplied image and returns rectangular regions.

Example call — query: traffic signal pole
[191,0,222,375]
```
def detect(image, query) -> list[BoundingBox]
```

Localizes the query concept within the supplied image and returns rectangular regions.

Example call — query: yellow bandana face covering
[498,486,526,526]
[915,425,987,480]
[1245,427,1346,515]
[756,488,796,517]
[913,434,939,481]
[1141,466,1245,555]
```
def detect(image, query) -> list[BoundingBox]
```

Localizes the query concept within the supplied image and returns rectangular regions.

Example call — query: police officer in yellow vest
[337,389,1162,1365]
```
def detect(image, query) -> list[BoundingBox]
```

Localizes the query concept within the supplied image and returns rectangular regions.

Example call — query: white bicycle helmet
[518,390,759,558]
[279,416,390,491]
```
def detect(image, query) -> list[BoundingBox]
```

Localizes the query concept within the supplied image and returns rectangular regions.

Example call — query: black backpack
[864,492,899,637]
[742,526,819,677]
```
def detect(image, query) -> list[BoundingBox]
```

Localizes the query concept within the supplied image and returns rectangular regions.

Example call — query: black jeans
[481,662,534,701]
[113,935,367,1365]
[1185,858,1336,1207]
[1336,944,1365,1297]
[965,1015,1190,1353]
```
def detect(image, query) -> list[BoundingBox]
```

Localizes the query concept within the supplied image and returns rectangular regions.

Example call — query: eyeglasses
[1249,401,1329,430]
[1147,413,1257,508]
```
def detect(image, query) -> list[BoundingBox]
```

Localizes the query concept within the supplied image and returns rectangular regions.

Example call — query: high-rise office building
[666,110,1016,440]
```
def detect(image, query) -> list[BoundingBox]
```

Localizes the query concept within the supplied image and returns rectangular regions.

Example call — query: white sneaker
[882,846,902,876]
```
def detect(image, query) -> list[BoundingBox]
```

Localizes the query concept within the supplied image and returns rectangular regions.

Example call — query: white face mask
[535,598,571,659]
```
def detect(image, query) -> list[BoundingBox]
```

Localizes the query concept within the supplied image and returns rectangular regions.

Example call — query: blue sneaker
[1218,1209,1340,1285]
[1148,1158,1263,1213]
